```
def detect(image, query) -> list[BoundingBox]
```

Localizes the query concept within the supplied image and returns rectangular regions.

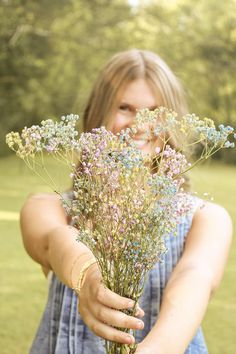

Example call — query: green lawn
[0,156,235,353]
[191,162,236,354]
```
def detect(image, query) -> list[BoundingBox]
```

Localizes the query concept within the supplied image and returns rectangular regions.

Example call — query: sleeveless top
[29,198,208,354]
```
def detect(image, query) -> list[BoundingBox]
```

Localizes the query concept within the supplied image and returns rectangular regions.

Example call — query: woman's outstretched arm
[135,202,232,354]
[20,193,144,345]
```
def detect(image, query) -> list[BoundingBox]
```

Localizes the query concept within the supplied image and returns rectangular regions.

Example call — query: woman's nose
[123,115,135,129]
[127,117,135,128]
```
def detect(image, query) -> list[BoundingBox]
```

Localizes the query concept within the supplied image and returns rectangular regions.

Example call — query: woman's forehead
[117,78,161,109]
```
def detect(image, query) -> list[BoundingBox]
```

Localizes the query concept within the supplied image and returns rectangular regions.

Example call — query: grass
[0,156,70,354]
[0,156,235,353]
[191,162,236,353]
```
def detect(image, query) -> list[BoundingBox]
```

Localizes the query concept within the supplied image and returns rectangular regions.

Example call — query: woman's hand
[78,263,145,345]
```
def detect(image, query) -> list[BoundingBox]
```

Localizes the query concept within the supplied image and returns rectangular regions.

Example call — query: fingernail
[135,306,145,317]
[126,335,134,344]
[128,301,134,308]
[136,320,144,329]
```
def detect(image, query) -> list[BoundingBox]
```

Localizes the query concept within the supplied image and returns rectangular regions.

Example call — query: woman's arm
[20,193,144,345]
[136,202,232,354]
[20,192,99,283]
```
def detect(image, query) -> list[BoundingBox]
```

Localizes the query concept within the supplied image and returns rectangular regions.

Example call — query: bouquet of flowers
[6,107,235,353]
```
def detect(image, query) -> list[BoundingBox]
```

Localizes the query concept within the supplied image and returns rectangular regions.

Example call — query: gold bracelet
[74,258,97,294]
[70,253,90,289]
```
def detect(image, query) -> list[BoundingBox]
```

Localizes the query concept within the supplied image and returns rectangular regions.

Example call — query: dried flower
[5,107,236,353]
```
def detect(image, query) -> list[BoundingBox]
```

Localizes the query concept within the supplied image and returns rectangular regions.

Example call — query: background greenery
[1,0,236,157]
[0,0,236,352]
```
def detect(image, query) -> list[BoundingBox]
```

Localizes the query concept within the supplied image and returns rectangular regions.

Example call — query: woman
[20,49,232,354]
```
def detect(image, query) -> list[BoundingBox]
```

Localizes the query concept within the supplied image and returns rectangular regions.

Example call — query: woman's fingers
[86,316,136,345]
[135,306,145,318]
[92,303,144,330]
[96,284,144,314]
[79,270,145,341]
[84,266,145,316]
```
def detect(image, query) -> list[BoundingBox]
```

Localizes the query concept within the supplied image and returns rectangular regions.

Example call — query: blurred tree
[0,0,135,155]
[46,0,135,118]
[135,0,236,161]
[1,0,236,161]
[132,0,236,124]
[0,0,68,154]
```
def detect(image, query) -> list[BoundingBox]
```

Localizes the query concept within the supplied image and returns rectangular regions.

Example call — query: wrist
[47,224,94,288]
[73,258,97,294]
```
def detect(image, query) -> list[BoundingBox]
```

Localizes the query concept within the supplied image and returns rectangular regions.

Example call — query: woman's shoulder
[193,200,232,226]
[21,192,67,222]
[25,192,61,201]
[184,199,233,260]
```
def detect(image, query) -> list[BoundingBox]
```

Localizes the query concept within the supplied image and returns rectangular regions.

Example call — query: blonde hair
[83,49,188,132]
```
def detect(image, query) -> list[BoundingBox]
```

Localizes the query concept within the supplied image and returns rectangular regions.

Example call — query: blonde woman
[21,49,232,354]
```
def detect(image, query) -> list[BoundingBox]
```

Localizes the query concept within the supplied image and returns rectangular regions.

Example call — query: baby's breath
[5,107,236,354]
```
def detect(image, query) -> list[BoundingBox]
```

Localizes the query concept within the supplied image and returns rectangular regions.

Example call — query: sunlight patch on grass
[0,210,19,221]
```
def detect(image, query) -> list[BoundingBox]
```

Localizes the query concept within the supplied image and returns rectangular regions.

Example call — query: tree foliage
[1,0,236,160]
[131,0,236,120]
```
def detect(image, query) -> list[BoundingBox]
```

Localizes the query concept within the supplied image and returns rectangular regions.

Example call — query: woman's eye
[119,104,131,112]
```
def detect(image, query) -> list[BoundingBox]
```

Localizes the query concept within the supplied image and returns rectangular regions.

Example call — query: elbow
[19,193,55,267]
[19,191,68,269]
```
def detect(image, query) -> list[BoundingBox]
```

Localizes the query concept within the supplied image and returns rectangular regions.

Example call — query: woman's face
[111,78,162,155]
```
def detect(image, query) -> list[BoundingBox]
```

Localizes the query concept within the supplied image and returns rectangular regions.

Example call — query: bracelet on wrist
[73,258,97,294]
[70,252,90,289]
